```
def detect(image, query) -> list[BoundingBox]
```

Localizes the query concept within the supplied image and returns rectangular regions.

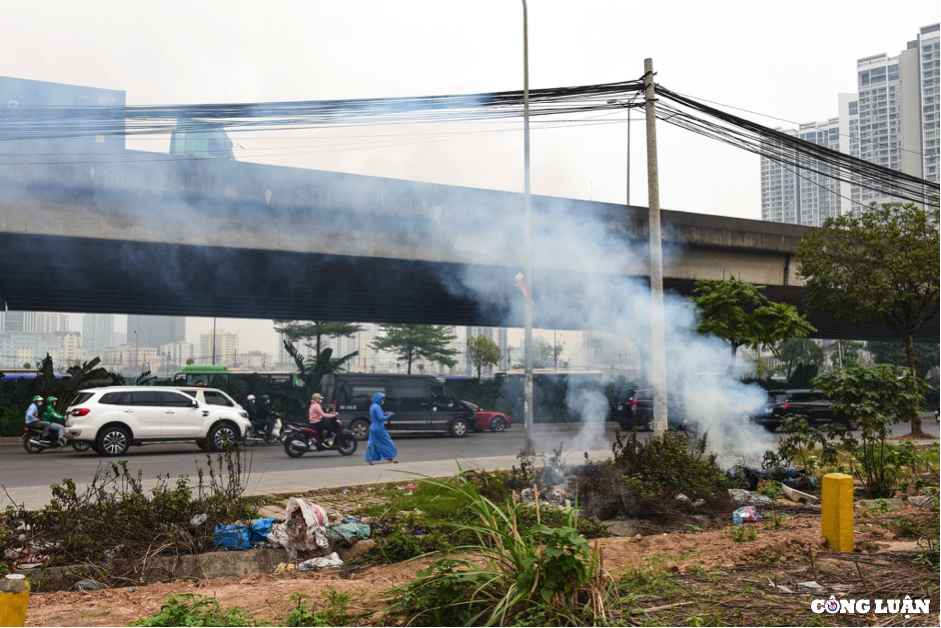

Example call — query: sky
[2,0,937,360]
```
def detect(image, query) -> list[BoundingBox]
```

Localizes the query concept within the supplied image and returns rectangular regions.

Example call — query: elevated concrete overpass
[0,143,933,342]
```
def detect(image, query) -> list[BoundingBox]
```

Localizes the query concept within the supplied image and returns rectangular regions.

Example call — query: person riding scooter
[25,395,61,447]
[252,395,277,439]
[41,396,67,446]
[308,393,339,446]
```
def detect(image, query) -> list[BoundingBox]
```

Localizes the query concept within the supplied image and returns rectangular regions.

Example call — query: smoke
[0,129,778,466]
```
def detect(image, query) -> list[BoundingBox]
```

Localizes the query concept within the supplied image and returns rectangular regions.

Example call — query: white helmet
[247,394,256,401]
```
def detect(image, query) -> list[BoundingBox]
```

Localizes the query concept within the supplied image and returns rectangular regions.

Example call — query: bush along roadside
[383,471,608,627]
[0,445,257,588]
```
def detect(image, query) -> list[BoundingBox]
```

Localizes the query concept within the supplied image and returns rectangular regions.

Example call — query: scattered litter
[691,498,706,508]
[772,584,795,594]
[732,506,762,525]
[17,554,48,568]
[729,489,773,508]
[266,498,330,558]
[190,513,208,526]
[329,523,371,544]
[213,522,251,550]
[412,529,423,537]
[404,484,417,490]
[675,493,690,503]
[296,552,344,571]
[3,548,24,560]
[249,518,277,545]
[342,516,359,524]
[69,579,104,591]
[274,562,296,572]
[798,581,825,590]
[340,490,349,495]
[780,484,820,505]
[129,587,138,593]
[731,463,814,491]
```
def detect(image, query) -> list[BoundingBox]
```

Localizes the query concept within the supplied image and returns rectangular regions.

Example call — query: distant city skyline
[761,23,939,226]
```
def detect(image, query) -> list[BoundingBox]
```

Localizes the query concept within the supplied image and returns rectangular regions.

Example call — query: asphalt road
[1,418,936,502]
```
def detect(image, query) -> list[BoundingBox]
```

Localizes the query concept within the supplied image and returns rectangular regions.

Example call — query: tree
[185,358,195,366]
[22,362,31,369]
[868,341,939,379]
[531,338,566,369]
[814,364,928,497]
[690,276,815,375]
[372,324,459,374]
[467,335,502,379]
[273,320,364,356]
[796,202,939,434]
[778,338,825,379]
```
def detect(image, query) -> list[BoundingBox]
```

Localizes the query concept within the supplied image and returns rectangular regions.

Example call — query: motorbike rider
[252,395,276,439]
[41,396,67,446]
[26,395,61,447]
[308,393,339,446]
[244,394,257,422]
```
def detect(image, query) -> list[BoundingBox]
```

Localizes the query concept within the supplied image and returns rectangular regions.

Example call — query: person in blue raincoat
[365,392,397,465]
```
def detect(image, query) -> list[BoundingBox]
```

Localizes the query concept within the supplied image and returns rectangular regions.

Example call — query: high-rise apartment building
[0,311,69,334]
[199,330,239,366]
[761,24,940,226]
[161,340,196,366]
[127,315,185,351]
[82,314,114,355]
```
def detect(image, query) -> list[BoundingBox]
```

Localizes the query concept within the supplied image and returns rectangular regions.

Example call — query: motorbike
[244,416,284,445]
[22,422,92,454]
[283,418,357,458]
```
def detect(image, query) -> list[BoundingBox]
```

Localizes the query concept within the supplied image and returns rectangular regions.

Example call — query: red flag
[514,272,534,304]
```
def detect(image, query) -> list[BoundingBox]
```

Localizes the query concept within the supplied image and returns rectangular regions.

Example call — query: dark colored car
[608,389,638,426]
[749,389,858,432]
[621,389,692,432]
[321,374,476,440]
[460,400,512,432]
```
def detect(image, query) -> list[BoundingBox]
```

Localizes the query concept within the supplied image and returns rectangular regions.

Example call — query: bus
[494,369,604,389]
[172,365,299,387]
[0,368,73,381]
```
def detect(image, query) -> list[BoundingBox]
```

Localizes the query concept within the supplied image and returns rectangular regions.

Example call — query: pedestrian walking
[365,392,397,465]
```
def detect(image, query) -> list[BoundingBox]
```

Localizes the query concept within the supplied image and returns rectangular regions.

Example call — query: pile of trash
[729,463,815,491]
[211,497,373,571]
[516,484,574,511]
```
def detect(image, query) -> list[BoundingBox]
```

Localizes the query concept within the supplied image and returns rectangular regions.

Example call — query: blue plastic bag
[213,523,250,549]
[249,518,277,544]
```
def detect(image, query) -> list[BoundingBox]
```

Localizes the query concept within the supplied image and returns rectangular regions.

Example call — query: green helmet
[46,396,58,404]
[32,395,43,403]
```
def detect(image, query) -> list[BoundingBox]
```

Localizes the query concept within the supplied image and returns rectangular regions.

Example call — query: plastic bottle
[0,573,31,627]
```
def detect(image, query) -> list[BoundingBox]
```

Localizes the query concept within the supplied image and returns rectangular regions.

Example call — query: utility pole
[521,0,535,457]
[644,58,668,435]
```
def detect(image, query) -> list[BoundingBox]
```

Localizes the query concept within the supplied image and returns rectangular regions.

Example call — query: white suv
[65,386,252,456]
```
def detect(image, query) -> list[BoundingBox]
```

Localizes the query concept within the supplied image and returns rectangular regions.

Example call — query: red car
[461,400,511,432]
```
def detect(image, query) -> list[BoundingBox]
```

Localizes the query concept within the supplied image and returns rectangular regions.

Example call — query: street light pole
[211,317,217,366]
[607,97,635,207]
[521,0,535,457]
[133,330,139,380]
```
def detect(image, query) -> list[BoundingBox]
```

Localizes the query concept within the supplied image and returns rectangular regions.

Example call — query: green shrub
[129,594,251,627]
[385,471,604,626]
[284,590,357,627]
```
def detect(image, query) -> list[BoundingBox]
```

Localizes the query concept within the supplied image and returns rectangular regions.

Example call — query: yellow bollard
[821,473,854,552]
[0,573,31,627]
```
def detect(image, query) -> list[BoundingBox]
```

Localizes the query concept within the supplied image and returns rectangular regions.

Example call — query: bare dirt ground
[24,507,939,627]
